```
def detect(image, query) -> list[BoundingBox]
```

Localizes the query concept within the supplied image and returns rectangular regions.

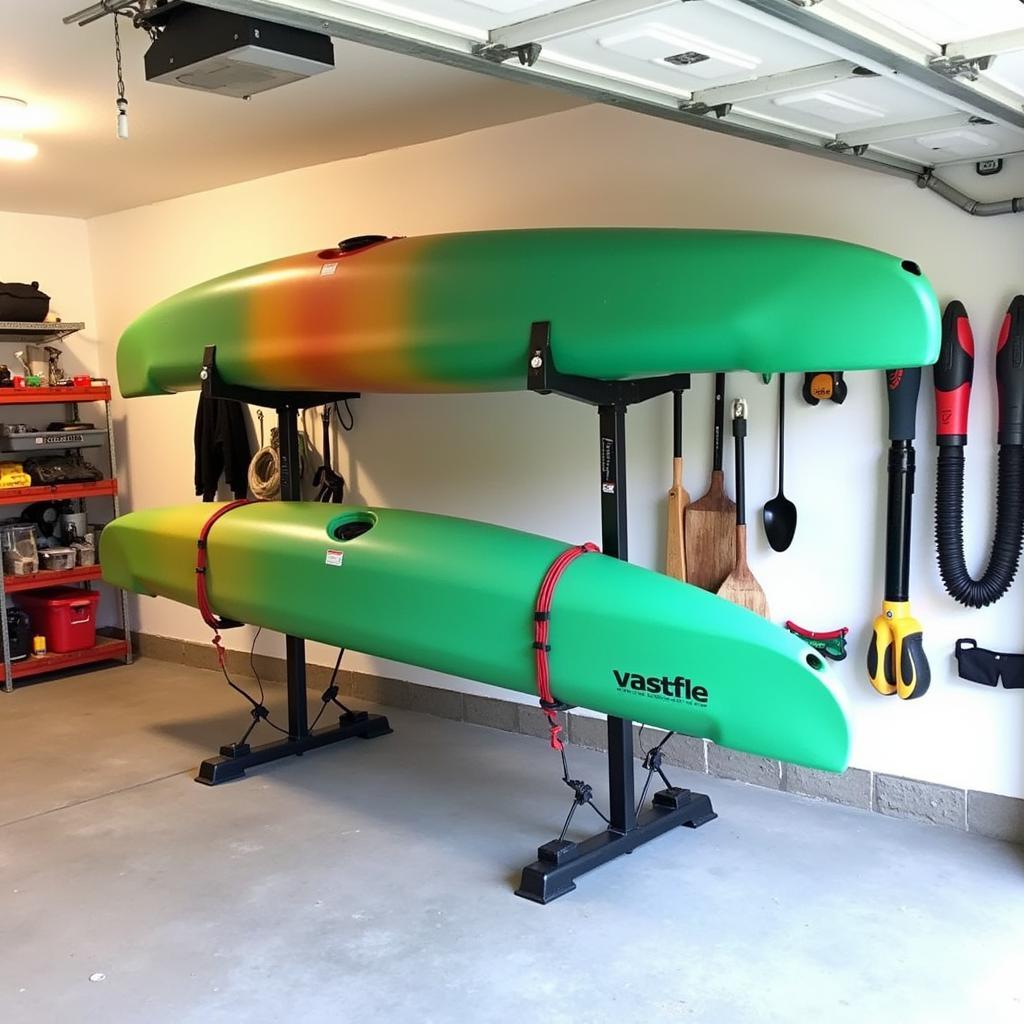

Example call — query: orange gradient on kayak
[246,240,422,392]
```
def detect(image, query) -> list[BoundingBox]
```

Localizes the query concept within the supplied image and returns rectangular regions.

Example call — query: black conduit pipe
[934,297,1024,608]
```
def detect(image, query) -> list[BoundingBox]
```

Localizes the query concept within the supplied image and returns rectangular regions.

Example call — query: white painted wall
[85,105,1024,797]
[0,212,123,625]
[0,211,100,377]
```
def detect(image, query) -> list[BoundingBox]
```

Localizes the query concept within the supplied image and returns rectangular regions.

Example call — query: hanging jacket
[194,395,252,501]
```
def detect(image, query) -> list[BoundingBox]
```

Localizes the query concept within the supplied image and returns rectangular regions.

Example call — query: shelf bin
[18,587,100,653]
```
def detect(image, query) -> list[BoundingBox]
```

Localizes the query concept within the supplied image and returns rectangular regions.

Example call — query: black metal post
[277,405,310,740]
[277,405,302,501]
[195,347,391,785]
[598,402,636,834]
[516,325,715,903]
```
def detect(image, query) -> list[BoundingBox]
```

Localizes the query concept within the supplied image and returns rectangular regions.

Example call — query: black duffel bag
[0,281,50,322]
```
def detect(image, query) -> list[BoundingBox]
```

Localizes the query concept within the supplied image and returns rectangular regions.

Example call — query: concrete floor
[2,659,1023,1024]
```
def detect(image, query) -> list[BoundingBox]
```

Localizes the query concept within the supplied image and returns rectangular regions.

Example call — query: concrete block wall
[134,633,1024,844]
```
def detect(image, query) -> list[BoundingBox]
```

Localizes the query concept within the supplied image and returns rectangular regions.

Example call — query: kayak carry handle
[337,234,390,253]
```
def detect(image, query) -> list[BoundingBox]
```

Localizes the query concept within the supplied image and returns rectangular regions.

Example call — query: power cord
[334,399,355,431]
[218,626,290,745]
[635,728,677,815]
[309,647,356,731]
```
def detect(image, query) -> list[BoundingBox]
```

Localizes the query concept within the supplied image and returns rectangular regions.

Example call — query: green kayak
[117,229,939,397]
[101,502,851,772]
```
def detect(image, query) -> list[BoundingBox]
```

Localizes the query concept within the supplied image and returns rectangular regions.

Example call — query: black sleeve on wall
[222,400,253,500]
[194,395,253,501]
[194,394,210,499]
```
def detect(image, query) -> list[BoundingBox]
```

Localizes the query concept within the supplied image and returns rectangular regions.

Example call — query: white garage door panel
[199,0,1024,208]
[544,3,835,95]
[740,76,955,136]
[375,0,594,30]
[880,122,1024,165]
[838,0,1024,45]
[986,50,1024,93]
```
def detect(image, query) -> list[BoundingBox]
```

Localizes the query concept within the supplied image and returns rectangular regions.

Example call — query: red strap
[534,543,599,751]
[196,500,254,663]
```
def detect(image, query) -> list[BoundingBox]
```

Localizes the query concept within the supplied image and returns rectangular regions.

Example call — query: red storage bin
[17,587,100,653]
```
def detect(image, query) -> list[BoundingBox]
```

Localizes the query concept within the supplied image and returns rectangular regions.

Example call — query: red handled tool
[785,622,848,662]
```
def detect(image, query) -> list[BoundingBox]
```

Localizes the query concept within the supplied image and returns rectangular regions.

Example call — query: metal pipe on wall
[917,173,1024,216]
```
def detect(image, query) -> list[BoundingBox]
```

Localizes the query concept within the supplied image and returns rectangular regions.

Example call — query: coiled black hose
[934,297,1024,608]
[935,444,1024,607]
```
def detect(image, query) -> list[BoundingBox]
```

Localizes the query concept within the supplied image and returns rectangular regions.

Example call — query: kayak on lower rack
[100,500,851,773]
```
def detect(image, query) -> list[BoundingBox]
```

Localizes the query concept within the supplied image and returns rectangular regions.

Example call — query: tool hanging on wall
[802,371,847,405]
[665,390,688,581]
[762,373,797,552]
[312,405,346,503]
[685,373,735,591]
[867,368,930,699]
[955,639,1024,689]
[785,622,849,662]
[717,399,769,618]
[933,297,1024,608]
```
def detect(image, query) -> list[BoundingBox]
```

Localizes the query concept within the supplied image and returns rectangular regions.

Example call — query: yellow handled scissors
[866,601,930,700]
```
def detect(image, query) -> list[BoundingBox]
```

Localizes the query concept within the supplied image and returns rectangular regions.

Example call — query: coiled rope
[247,425,311,500]
[248,427,281,499]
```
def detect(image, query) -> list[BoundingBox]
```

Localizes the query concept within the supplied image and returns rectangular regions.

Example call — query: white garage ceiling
[0,0,581,217]
[194,0,1024,213]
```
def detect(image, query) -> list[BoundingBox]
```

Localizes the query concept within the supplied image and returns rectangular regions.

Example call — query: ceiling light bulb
[116,98,128,140]
[0,96,28,132]
[0,137,38,161]
[0,96,37,161]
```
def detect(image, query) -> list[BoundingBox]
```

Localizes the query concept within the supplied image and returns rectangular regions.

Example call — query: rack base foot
[515,787,716,904]
[195,711,393,786]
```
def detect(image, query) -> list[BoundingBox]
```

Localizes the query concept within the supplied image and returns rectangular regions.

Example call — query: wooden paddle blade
[684,471,736,592]
[666,485,687,581]
[717,524,769,618]
[717,566,770,619]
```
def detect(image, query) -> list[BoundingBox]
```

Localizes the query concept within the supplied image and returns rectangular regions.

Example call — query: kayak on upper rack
[116,229,940,397]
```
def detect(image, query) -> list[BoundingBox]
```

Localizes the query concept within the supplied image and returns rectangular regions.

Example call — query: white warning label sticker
[325,549,344,566]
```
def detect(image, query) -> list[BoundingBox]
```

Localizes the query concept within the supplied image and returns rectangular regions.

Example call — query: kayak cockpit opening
[328,510,377,542]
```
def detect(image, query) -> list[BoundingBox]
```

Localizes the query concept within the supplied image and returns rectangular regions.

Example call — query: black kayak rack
[194,345,392,786]
[191,336,716,902]
[517,322,715,903]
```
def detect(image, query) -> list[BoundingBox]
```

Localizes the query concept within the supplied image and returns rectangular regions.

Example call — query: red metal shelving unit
[0,637,130,684]
[4,564,104,593]
[0,479,118,506]
[0,323,130,691]
[0,385,111,405]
